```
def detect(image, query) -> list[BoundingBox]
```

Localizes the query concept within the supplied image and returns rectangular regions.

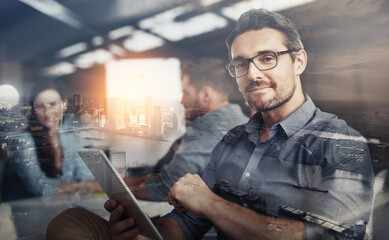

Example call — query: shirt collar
[278,95,316,137]
[245,95,316,139]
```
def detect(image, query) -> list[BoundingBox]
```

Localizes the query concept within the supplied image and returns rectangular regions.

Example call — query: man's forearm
[168,174,303,239]
[132,182,149,200]
[124,174,155,187]
[204,195,304,240]
[124,174,155,200]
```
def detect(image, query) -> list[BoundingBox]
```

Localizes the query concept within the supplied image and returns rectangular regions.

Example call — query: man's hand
[84,180,104,192]
[167,174,219,216]
[104,198,147,240]
[105,199,186,240]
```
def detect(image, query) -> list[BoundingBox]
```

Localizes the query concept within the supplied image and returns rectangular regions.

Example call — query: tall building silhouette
[109,150,126,178]
[98,111,105,127]
[145,96,153,126]
[105,98,125,130]
[174,100,183,132]
[173,112,178,132]
[73,94,82,115]
[153,105,163,136]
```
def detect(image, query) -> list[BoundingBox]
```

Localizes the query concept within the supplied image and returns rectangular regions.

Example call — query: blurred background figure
[2,80,101,201]
[125,58,249,201]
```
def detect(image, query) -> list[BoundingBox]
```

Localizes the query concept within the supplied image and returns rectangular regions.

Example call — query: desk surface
[0,194,173,240]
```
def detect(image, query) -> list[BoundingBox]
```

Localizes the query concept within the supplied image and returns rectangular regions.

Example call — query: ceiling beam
[20,0,101,36]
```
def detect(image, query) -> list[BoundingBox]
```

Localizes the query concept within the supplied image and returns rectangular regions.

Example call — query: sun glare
[106,58,181,103]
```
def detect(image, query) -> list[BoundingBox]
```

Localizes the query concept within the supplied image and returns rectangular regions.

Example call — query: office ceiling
[0,0,320,79]
[1,0,388,101]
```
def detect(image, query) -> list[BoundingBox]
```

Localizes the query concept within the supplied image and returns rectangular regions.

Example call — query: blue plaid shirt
[165,96,374,240]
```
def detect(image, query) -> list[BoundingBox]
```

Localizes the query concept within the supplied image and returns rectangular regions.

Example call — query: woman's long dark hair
[28,80,65,178]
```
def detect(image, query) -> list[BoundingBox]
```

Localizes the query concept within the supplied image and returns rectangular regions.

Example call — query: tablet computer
[77,148,163,240]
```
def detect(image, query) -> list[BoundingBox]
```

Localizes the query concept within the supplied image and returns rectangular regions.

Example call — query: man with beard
[47,9,374,240]
[122,58,248,201]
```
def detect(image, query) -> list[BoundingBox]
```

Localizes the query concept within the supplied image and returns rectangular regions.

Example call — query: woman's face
[34,89,64,130]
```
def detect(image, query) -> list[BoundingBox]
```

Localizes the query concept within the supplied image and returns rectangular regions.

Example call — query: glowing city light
[0,85,20,109]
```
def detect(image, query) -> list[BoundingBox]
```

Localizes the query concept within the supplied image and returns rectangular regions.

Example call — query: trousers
[46,207,111,240]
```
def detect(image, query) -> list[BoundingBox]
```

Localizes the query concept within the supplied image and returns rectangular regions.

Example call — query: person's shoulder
[5,131,37,166]
[228,104,249,124]
[56,125,83,153]
[312,108,364,139]
[219,124,248,145]
[307,109,371,162]
[13,129,33,138]
[219,104,249,122]
[9,131,34,150]
[192,104,248,132]
[303,109,373,175]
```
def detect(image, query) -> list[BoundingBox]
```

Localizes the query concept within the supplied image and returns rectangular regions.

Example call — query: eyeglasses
[226,50,296,78]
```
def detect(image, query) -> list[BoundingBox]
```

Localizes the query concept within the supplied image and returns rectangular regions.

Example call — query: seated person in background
[128,136,183,177]
[47,9,374,240]
[124,58,249,201]
[139,99,253,178]
[2,80,102,201]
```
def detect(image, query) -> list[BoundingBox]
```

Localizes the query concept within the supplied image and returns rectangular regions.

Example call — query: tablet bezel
[78,148,163,240]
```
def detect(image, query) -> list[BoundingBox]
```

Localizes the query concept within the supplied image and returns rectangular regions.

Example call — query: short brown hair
[226,9,304,61]
[180,58,233,99]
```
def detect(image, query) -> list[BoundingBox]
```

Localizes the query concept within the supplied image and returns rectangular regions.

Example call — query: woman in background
[2,80,101,201]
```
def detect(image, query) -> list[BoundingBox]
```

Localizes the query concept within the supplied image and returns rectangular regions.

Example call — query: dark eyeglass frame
[226,50,297,78]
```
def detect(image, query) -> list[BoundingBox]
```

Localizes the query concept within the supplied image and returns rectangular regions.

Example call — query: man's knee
[46,207,110,240]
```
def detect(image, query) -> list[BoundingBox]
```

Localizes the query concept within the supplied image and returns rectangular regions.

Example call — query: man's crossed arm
[106,174,303,240]
[124,174,155,200]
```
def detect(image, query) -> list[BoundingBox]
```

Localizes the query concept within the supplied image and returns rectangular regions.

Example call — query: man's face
[180,75,203,126]
[230,28,297,112]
